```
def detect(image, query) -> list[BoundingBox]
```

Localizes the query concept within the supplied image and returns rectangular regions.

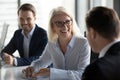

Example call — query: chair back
[0,23,9,53]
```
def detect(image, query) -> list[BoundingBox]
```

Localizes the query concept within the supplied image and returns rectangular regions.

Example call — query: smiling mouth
[61,30,68,33]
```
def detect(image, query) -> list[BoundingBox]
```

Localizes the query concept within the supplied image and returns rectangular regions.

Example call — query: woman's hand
[33,68,50,78]
[22,66,34,78]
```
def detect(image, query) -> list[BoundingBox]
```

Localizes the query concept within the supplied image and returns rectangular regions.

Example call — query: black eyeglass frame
[53,19,72,28]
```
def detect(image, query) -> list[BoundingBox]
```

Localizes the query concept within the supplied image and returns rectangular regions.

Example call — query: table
[0,65,49,80]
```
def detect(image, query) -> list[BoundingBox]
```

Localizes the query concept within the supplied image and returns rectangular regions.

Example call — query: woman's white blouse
[31,36,90,80]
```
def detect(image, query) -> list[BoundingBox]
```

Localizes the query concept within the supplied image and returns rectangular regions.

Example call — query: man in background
[1,3,48,66]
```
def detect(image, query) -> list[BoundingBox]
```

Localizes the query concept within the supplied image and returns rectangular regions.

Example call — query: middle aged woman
[23,6,90,80]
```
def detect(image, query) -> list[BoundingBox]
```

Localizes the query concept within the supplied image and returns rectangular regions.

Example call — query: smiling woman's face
[52,13,73,40]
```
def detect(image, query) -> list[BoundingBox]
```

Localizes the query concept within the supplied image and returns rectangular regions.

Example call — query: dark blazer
[1,24,48,66]
[82,42,120,80]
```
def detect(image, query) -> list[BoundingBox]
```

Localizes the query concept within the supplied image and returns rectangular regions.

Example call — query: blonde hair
[48,6,81,43]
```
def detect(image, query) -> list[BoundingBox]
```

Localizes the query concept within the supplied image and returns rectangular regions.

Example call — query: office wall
[114,0,120,18]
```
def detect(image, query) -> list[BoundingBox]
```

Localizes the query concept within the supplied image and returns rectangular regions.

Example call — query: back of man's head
[86,6,120,40]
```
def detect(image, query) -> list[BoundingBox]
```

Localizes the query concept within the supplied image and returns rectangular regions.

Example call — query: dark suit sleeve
[16,26,48,66]
[1,30,18,56]
[82,61,106,80]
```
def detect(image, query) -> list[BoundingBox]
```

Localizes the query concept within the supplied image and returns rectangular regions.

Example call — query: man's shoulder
[33,25,47,39]
[88,55,120,71]
[35,25,46,32]
[14,29,22,35]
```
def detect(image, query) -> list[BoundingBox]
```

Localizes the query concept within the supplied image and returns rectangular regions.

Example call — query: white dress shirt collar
[55,36,75,48]
[99,40,120,58]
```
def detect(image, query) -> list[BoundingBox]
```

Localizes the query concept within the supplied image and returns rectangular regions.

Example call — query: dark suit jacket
[1,24,48,66]
[82,42,120,80]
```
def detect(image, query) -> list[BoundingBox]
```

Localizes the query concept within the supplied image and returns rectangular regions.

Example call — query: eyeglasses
[54,20,72,28]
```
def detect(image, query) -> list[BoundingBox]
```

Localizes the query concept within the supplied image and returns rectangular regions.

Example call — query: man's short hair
[86,6,120,40]
[17,3,36,16]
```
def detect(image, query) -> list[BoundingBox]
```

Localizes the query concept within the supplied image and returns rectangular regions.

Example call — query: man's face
[18,10,36,33]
